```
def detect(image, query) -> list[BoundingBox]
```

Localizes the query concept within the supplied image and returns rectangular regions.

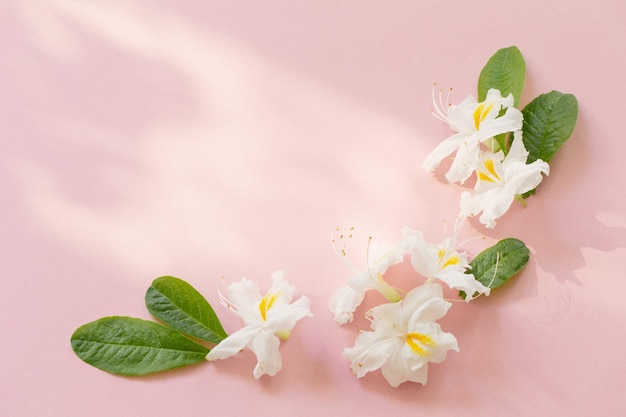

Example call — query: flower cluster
[329,43,577,385]
[207,271,313,378]
[329,220,485,386]
[424,87,549,228]
[329,223,489,327]
[330,87,541,387]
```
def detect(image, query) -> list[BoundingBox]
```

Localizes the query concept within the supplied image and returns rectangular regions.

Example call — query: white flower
[423,88,523,184]
[460,132,549,228]
[402,226,490,299]
[329,240,409,325]
[343,283,458,387]
[206,271,312,378]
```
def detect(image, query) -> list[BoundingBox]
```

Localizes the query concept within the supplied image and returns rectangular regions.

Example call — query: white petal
[404,230,440,278]
[328,283,366,324]
[428,331,459,364]
[368,301,405,332]
[475,108,523,143]
[343,331,398,378]
[479,190,515,228]
[444,138,482,184]
[436,268,491,299]
[503,159,549,196]
[226,278,261,320]
[381,346,429,386]
[505,131,531,161]
[367,241,407,276]
[459,188,488,217]
[446,95,479,133]
[422,132,469,172]
[403,284,451,323]
[250,329,282,378]
[266,295,313,331]
[460,186,511,229]
[266,270,296,306]
[485,89,514,108]
[206,325,259,361]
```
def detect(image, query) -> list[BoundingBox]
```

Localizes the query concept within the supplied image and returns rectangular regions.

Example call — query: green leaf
[478,46,526,107]
[71,316,209,375]
[146,276,227,344]
[461,238,529,299]
[521,90,578,164]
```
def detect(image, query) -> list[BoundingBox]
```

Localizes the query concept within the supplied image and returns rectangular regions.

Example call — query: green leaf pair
[461,238,530,300]
[71,277,227,376]
[478,46,578,170]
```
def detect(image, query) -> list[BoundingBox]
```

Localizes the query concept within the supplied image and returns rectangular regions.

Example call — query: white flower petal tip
[208,271,312,378]
[328,284,364,325]
[343,284,458,387]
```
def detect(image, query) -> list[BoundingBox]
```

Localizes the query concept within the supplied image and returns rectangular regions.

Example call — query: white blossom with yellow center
[343,283,458,387]
[402,226,491,299]
[460,132,549,228]
[206,271,312,378]
[422,88,523,184]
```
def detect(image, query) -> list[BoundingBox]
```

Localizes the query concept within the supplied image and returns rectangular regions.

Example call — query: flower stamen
[431,83,453,123]
[259,292,279,321]
[406,332,437,357]
[477,158,501,183]
[473,102,494,130]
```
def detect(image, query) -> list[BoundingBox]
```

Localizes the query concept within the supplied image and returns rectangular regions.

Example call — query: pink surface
[2,1,625,416]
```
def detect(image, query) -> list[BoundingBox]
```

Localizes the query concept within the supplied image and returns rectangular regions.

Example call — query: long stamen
[438,217,464,264]
[430,83,452,123]
[457,235,486,248]
[331,227,360,275]
[439,87,452,115]
[486,251,500,289]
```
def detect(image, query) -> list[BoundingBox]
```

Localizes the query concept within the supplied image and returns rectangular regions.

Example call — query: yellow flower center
[259,292,278,321]
[406,333,437,357]
[473,102,494,130]
[477,159,501,183]
[438,249,459,268]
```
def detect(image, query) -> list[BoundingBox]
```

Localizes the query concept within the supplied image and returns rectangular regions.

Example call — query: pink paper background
[3,1,625,416]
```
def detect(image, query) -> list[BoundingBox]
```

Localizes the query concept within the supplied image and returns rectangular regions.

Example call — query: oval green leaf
[461,238,529,299]
[71,316,209,375]
[146,276,227,344]
[478,46,526,107]
[521,90,578,164]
